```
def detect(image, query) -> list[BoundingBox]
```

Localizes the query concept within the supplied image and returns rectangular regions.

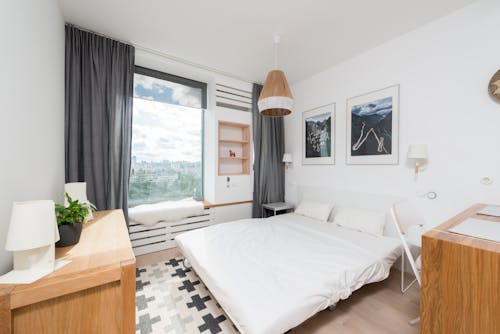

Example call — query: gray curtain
[65,25,135,222]
[252,83,285,218]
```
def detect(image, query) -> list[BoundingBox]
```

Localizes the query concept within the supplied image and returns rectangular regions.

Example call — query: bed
[176,209,402,334]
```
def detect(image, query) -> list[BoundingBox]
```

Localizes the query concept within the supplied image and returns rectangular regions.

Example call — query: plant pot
[56,221,83,247]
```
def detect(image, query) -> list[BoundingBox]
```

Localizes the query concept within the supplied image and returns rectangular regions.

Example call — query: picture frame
[346,85,399,165]
[302,103,335,165]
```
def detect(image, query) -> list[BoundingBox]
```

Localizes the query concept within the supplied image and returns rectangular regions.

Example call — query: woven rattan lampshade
[258,70,293,116]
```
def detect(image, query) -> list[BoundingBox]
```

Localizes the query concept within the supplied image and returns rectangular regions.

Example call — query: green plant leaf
[55,192,94,225]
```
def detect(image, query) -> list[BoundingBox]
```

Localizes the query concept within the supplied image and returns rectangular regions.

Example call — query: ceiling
[59,0,475,83]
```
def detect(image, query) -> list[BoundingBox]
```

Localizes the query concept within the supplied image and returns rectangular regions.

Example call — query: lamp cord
[274,35,280,69]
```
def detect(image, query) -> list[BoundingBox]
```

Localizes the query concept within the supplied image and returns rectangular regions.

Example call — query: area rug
[135,258,238,334]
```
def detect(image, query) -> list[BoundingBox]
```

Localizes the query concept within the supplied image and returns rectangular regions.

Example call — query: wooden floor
[136,248,420,334]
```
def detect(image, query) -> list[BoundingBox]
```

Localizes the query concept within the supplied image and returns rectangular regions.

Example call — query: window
[129,66,206,206]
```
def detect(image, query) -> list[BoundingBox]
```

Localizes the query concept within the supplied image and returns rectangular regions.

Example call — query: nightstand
[262,202,294,217]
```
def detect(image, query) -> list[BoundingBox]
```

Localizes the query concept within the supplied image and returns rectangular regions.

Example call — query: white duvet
[175,213,402,334]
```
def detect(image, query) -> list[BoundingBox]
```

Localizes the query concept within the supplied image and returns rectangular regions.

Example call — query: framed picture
[302,103,335,165]
[346,85,399,165]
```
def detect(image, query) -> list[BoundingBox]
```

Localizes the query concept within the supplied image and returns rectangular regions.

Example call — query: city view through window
[129,71,204,206]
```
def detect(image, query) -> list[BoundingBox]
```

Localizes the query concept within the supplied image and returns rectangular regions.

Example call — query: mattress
[175,213,402,334]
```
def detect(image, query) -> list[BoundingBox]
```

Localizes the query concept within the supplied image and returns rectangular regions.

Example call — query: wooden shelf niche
[218,121,250,175]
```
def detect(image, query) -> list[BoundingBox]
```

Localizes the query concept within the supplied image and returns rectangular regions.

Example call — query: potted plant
[55,193,96,247]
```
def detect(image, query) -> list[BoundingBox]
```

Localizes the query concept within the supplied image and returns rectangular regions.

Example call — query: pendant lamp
[258,35,293,116]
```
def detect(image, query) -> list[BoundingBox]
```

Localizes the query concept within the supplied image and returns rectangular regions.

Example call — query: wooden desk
[0,210,136,334]
[421,204,500,334]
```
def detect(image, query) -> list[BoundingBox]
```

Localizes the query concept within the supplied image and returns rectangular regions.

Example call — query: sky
[307,112,331,122]
[351,97,392,116]
[134,73,202,108]
[132,74,203,163]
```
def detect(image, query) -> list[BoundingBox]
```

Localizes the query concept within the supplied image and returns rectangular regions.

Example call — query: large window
[129,67,206,206]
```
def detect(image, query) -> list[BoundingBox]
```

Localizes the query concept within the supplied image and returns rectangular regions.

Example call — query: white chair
[390,204,425,326]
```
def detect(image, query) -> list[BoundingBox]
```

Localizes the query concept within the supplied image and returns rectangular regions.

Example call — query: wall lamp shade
[258,70,294,116]
[0,200,61,284]
[282,153,293,163]
[407,144,428,174]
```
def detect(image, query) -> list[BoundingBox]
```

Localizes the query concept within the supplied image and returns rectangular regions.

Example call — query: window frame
[131,66,207,202]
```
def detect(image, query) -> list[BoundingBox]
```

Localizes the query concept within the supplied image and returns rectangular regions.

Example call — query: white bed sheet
[175,213,402,334]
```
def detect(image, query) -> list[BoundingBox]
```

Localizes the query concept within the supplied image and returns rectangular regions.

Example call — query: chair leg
[401,248,419,293]
[409,316,420,325]
[183,258,192,269]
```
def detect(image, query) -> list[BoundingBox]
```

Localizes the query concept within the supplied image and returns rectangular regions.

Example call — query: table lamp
[65,182,94,220]
[0,200,60,284]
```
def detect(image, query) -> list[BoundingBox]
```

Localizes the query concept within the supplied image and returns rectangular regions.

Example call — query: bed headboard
[296,185,405,238]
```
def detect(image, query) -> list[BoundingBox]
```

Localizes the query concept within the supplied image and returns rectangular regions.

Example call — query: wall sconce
[283,153,293,170]
[407,144,428,175]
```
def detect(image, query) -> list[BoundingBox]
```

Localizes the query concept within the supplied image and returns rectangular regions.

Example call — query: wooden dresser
[0,210,136,334]
[421,204,500,334]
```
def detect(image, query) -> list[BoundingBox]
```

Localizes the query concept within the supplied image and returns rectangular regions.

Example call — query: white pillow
[294,200,333,222]
[333,207,386,236]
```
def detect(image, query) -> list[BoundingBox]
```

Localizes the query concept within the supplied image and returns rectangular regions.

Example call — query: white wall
[285,0,500,226]
[0,0,65,274]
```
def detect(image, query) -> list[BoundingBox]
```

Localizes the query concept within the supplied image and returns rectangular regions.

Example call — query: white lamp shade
[258,70,294,116]
[64,182,89,204]
[282,153,293,163]
[258,96,294,115]
[407,144,428,160]
[6,200,59,251]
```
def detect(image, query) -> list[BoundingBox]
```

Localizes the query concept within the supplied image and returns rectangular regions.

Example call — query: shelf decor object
[0,200,61,284]
[258,35,293,117]
[218,121,250,175]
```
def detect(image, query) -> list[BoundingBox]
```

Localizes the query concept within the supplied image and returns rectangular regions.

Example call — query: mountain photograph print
[302,104,335,165]
[306,113,331,157]
[351,96,392,156]
[347,85,399,165]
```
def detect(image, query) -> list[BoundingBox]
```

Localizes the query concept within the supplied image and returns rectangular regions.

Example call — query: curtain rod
[66,23,254,85]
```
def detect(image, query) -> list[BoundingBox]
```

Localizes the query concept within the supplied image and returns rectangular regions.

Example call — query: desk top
[0,210,135,309]
[424,204,500,253]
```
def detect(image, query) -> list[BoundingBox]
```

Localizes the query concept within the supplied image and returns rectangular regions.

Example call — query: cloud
[134,73,202,109]
[131,98,202,163]
[132,141,147,150]
[134,74,156,90]
[170,84,201,108]
[352,97,392,116]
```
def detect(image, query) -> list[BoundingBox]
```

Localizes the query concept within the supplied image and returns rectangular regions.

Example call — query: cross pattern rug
[136,258,239,334]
